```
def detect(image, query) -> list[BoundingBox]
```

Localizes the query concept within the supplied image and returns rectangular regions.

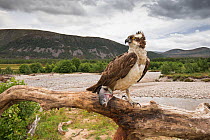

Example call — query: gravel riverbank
[15,72,210,100]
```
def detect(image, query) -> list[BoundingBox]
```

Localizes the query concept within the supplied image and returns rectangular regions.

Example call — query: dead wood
[28,115,41,136]
[58,121,73,135]
[0,85,210,140]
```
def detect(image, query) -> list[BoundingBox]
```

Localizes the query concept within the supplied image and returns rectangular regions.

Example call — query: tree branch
[0,85,210,139]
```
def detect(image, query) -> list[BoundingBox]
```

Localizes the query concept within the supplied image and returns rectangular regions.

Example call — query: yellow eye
[132,37,135,40]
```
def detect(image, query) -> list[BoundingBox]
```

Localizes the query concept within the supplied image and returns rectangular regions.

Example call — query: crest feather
[136,31,143,34]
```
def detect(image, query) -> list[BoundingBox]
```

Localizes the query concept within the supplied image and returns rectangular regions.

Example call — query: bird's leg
[126,89,141,107]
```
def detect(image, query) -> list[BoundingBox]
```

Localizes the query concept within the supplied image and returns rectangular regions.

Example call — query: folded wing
[86,52,138,92]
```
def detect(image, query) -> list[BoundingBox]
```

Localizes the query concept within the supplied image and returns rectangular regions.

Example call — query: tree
[19,64,32,74]
[161,62,183,74]
[160,62,171,74]
[4,66,14,74]
[183,63,198,73]
[71,57,81,71]
[30,63,44,73]
[197,59,209,72]
[53,60,76,73]
[78,63,91,72]
[0,85,210,140]
[44,63,53,73]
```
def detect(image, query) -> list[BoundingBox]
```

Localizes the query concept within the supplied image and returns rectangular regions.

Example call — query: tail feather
[86,84,99,93]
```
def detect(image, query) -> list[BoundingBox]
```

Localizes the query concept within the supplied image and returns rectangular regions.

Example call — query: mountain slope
[0,29,128,59]
[0,29,208,59]
[162,47,210,58]
[147,51,164,59]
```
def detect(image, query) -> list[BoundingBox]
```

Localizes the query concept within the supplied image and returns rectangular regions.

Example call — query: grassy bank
[161,72,210,82]
[0,64,21,70]
[29,108,117,140]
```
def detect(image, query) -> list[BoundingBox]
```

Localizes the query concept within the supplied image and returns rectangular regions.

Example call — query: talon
[128,100,141,107]
[135,102,141,107]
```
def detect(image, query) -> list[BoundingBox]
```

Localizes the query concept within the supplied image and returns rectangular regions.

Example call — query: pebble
[15,72,210,99]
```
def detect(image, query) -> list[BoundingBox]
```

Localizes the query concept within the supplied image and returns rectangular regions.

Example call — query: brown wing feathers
[86,52,137,92]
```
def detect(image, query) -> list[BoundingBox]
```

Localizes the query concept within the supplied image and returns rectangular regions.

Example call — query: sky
[0,0,210,52]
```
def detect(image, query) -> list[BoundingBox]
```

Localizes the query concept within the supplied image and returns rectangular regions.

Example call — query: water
[132,97,210,110]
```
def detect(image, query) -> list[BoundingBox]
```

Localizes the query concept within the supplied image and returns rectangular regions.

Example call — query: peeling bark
[0,85,210,140]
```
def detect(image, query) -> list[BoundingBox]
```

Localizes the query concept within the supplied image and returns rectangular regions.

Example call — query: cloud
[147,30,210,51]
[0,0,138,16]
[144,0,210,19]
[0,0,209,52]
[0,10,13,26]
[0,0,86,15]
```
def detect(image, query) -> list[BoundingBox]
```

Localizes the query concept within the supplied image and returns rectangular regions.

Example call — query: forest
[0,57,209,76]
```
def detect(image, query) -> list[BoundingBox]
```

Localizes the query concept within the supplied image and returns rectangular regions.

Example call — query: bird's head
[125,31,146,49]
[97,86,113,107]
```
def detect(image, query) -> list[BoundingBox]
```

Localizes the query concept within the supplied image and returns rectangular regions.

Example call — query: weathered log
[0,85,210,140]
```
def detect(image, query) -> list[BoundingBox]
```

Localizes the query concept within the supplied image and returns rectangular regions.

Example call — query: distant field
[0,64,21,70]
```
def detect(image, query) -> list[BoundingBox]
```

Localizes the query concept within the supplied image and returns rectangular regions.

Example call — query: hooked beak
[125,38,131,44]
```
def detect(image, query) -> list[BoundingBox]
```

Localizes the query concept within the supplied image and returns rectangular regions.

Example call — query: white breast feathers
[114,62,145,91]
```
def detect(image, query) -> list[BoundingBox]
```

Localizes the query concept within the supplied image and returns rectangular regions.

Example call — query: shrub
[0,78,39,140]
[44,63,54,73]
[89,62,106,73]
[184,78,194,82]
[19,64,32,74]
[201,78,210,82]
[161,62,183,74]
[30,63,44,73]
[183,63,199,73]
[197,59,209,72]
[53,60,76,73]
[160,62,172,74]
[71,57,81,71]
[78,63,91,72]
[149,62,163,71]
[3,66,14,74]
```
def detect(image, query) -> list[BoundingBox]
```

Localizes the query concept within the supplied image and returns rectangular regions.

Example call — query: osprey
[86,31,150,106]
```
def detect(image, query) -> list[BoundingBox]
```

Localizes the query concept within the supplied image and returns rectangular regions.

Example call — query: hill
[0,29,208,60]
[162,47,210,58]
[147,51,164,59]
[0,29,129,59]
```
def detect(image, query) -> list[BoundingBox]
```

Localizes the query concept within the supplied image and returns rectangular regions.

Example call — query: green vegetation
[161,72,210,81]
[160,59,209,74]
[29,63,45,73]
[30,108,117,140]
[0,29,127,59]
[0,57,209,139]
[0,59,59,64]
[0,78,117,140]
[19,64,32,75]
[71,57,81,71]
[53,60,76,73]
[0,78,40,140]
[0,57,209,82]
[151,58,210,81]
[0,58,109,74]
